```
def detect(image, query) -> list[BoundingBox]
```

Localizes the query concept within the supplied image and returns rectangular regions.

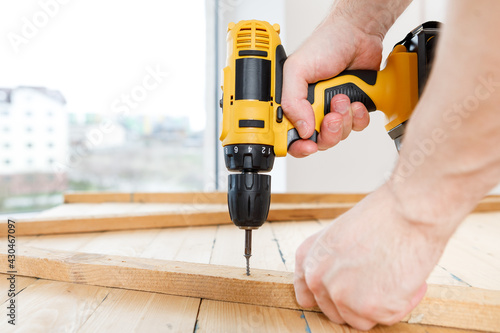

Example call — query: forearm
[327,0,413,38]
[389,0,500,236]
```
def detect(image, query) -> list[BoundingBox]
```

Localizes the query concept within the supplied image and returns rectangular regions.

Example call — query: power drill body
[219,20,439,273]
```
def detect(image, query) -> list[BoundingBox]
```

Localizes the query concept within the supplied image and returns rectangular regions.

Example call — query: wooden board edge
[1,212,232,236]
[64,192,368,204]
[64,192,132,203]
[0,206,352,236]
[0,246,498,332]
[133,192,227,204]
[3,197,499,237]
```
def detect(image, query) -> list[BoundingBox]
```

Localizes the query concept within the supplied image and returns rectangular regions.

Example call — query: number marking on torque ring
[262,147,265,154]
[248,147,252,152]
[234,146,238,153]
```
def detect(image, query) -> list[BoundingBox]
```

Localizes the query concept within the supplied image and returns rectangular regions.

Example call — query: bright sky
[0,0,207,131]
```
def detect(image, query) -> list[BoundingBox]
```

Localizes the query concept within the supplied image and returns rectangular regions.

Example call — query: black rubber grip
[324,83,376,115]
[335,70,377,85]
[287,129,319,149]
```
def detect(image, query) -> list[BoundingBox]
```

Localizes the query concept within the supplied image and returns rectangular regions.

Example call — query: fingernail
[327,120,342,133]
[296,120,309,137]
[353,104,365,119]
[333,99,349,115]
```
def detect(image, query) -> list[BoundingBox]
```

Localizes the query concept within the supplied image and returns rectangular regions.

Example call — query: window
[0,1,211,214]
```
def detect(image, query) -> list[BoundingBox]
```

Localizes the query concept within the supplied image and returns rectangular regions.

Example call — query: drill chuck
[227,172,271,229]
[224,143,274,228]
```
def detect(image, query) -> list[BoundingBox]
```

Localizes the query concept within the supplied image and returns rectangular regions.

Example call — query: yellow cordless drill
[219,20,439,275]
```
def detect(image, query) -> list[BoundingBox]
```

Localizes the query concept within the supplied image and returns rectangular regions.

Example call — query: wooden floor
[0,196,499,332]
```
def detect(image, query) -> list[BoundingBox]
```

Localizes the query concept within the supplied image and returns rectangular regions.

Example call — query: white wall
[213,0,500,195]
[284,0,448,193]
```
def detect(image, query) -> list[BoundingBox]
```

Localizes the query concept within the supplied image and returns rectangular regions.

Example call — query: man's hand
[281,16,378,157]
[294,184,447,330]
[281,0,411,157]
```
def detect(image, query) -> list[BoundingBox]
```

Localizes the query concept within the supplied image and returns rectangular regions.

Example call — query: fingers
[281,57,316,139]
[408,283,428,312]
[288,139,318,158]
[294,235,320,307]
[336,307,378,331]
[316,95,370,151]
[293,273,317,308]
[332,95,353,140]
[313,289,345,324]
[317,112,343,151]
[351,102,370,131]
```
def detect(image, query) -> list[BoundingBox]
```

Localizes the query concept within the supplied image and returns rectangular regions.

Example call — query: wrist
[328,0,412,40]
[382,178,460,242]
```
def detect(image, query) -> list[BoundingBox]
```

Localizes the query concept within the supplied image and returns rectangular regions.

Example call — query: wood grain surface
[0,246,498,332]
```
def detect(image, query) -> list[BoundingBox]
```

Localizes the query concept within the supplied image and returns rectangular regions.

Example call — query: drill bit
[244,229,252,276]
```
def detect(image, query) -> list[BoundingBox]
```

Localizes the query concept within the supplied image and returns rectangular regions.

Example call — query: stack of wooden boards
[0,192,499,332]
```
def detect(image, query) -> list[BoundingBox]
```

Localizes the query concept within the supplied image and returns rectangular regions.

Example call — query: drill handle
[310,70,378,114]
[286,69,379,148]
[286,45,418,149]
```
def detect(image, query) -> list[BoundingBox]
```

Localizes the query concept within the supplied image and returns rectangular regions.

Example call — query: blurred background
[0,0,473,215]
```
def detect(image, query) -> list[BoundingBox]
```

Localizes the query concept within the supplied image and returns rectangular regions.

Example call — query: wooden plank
[64,192,132,203]
[437,236,500,290]
[140,226,217,263]
[402,284,500,332]
[75,229,160,257]
[427,266,470,287]
[304,312,483,332]
[210,223,287,271]
[198,299,483,333]
[64,191,500,208]
[133,192,227,204]
[0,274,38,303]
[78,288,200,332]
[5,196,497,237]
[5,195,499,237]
[271,193,366,204]
[69,191,365,204]
[270,220,324,272]
[134,192,368,204]
[268,203,352,221]
[473,197,500,212]
[196,299,307,333]
[0,210,231,237]
[23,232,98,252]
[0,279,109,332]
[0,246,498,332]
[0,203,352,237]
